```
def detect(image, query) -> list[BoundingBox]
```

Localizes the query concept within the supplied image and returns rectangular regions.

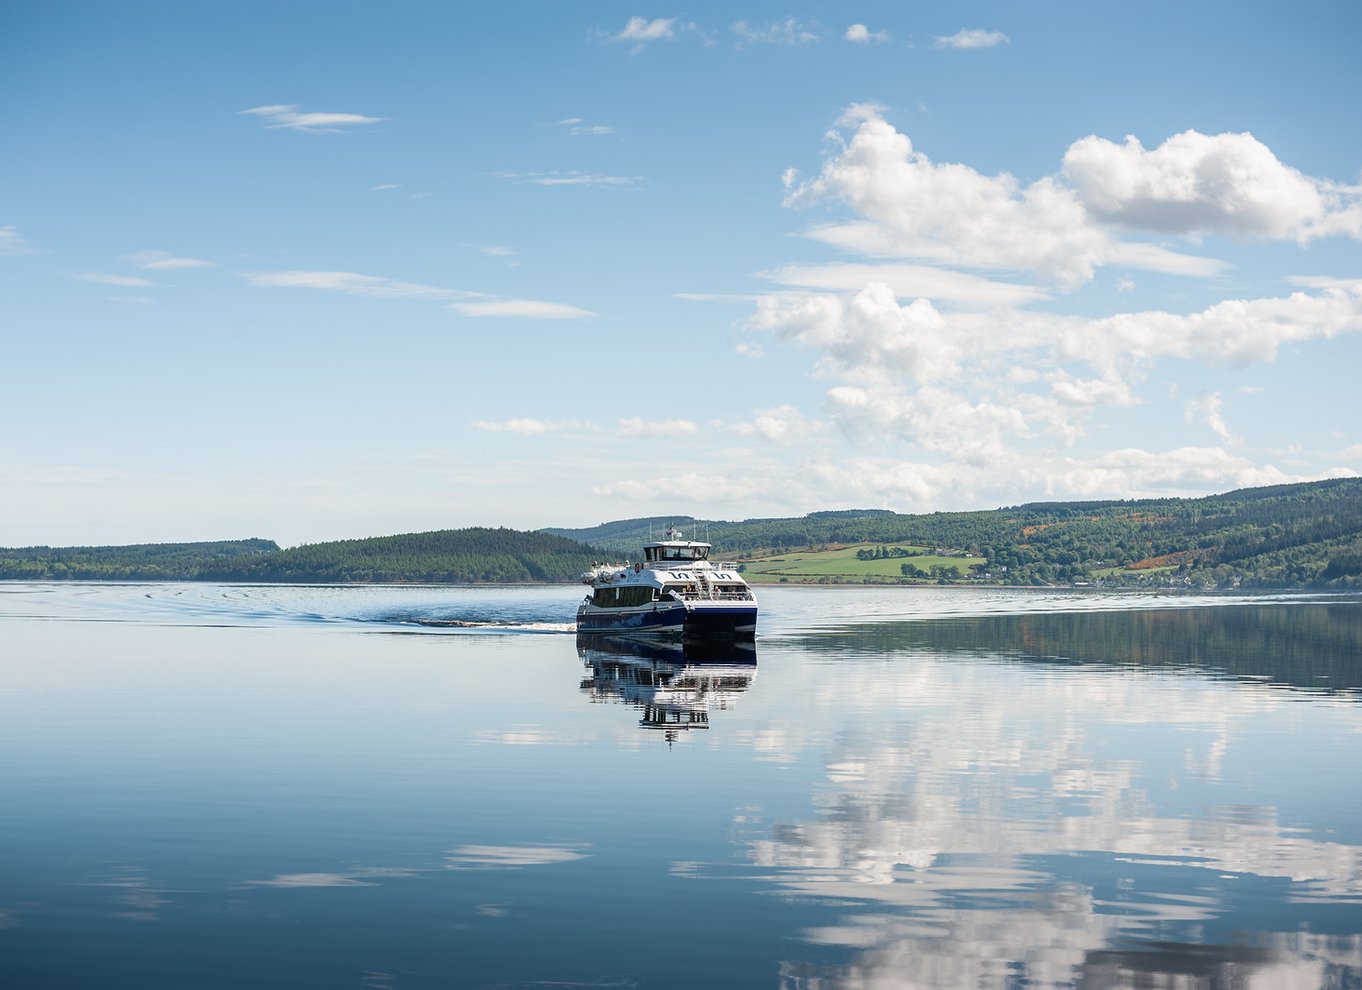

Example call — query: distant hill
[545,478,1362,589]
[0,529,599,584]
[0,539,280,581]
[6,479,1361,588]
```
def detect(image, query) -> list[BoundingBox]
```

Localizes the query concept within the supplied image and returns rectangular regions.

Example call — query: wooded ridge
[3,478,1361,588]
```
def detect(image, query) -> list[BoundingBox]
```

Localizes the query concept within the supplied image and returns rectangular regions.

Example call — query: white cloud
[245,270,461,299]
[449,299,594,319]
[934,28,1010,50]
[1063,130,1362,240]
[729,405,821,444]
[125,250,216,270]
[760,261,1049,307]
[246,269,590,319]
[845,23,889,44]
[1185,391,1235,444]
[608,16,681,54]
[785,108,1247,287]
[240,104,385,133]
[0,225,35,254]
[749,282,959,386]
[617,417,699,437]
[479,246,517,257]
[491,170,641,188]
[370,183,401,191]
[937,29,1013,50]
[746,280,1362,474]
[74,272,155,287]
[472,418,593,435]
[558,117,615,136]
[733,18,821,46]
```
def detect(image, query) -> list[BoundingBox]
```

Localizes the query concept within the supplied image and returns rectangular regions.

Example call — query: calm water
[2,583,1361,988]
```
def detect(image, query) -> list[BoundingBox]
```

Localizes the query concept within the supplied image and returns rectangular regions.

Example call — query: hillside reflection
[790,601,1362,694]
[739,602,1362,986]
[576,635,756,739]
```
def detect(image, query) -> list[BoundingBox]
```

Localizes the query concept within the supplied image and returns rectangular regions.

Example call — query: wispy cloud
[472,418,594,435]
[245,872,377,888]
[479,246,517,257]
[617,417,699,437]
[246,268,592,319]
[934,28,1010,50]
[733,18,822,46]
[608,16,678,54]
[0,225,36,255]
[74,272,155,287]
[245,270,461,299]
[240,104,386,133]
[491,170,641,188]
[449,299,594,319]
[557,117,615,136]
[125,250,216,270]
[370,183,402,191]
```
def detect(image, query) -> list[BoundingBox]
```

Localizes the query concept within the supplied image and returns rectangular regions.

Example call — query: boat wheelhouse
[576,527,757,639]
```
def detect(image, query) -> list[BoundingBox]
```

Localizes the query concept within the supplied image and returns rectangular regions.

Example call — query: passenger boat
[575,527,757,639]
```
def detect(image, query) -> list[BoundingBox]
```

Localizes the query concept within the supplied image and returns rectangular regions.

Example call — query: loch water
[2,583,1361,988]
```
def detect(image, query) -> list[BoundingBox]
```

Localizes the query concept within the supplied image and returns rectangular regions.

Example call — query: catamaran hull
[576,601,757,639]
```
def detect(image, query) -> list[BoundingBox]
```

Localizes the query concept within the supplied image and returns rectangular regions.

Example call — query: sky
[3,1,1361,547]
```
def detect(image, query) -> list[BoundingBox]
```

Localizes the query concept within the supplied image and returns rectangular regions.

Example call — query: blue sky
[3,1,1361,547]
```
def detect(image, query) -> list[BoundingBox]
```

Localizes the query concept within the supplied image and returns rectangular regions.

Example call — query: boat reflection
[576,633,757,740]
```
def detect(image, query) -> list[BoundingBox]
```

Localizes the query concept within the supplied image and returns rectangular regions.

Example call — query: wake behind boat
[576,527,757,639]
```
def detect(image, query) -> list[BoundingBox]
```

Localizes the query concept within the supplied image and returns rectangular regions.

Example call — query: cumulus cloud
[727,405,821,444]
[746,280,1362,477]
[785,106,1227,287]
[1063,130,1362,241]
[240,104,385,132]
[934,28,1009,49]
[845,23,889,44]
[749,282,959,386]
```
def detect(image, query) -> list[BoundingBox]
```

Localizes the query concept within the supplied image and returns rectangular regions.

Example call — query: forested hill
[545,478,1362,589]
[5,479,1361,587]
[0,529,599,584]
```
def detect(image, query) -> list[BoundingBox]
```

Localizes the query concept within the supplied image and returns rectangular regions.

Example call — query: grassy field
[738,544,983,583]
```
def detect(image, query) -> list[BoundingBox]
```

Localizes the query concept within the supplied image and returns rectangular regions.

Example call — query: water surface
[2,583,1359,988]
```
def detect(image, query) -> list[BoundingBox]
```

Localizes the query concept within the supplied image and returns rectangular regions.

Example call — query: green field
[739,544,984,583]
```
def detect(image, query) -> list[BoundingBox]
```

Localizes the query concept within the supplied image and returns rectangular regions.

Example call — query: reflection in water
[790,601,1362,695]
[744,602,1362,987]
[577,633,756,740]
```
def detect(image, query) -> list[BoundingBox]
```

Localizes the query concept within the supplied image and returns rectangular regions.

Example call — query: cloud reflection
[730,617,1362,986]
[445,844,590,869]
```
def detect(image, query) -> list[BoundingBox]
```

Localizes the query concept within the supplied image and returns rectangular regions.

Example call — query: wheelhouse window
[645,544,710,563]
